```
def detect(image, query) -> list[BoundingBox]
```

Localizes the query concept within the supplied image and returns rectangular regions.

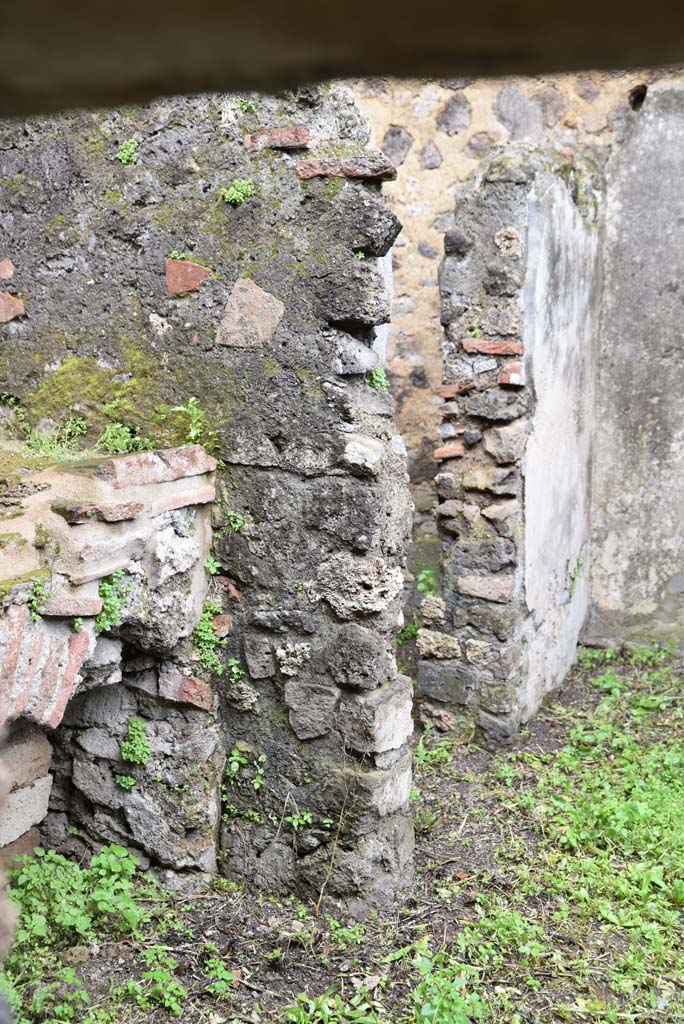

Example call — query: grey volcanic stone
[436,94,471,136]
[493,83,544,140]
[381,124,414,166]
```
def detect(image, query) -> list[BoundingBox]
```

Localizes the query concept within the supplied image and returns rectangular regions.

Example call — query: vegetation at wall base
[3,647,683,1022]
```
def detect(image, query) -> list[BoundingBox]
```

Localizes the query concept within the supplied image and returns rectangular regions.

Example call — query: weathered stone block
[2,724,52,792]
[417,659,477,705]
[284,681,340,739]
[416,628,462,659]
[462,465,519,496]
[0,776,52,846]
[340,675,413,753]
[51,499,145,524]
[329,623,393,691]
[456,574,515,603]
[244,635,275,678]
[483,419,528,463]
[464,389,527,422]
[215,277,285,348]
[342,434,385,477]
[317,554,403,619]
[159,665,213,710]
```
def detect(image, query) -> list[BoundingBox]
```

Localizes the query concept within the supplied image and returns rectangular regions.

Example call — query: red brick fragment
[295,155,397,182]
[51,500,145,524]
[0,258,14,280]
[461,337,523,355]
[0,292,25,323]
[165,257,211,296]
[41,597,104,618]
[159,672,213,710]
[434,382,474,399]
[433,443,465,460]
[216,577,241,602]
[244,126,312,151]
[212,614,232,638]
[95,445,216,488]
[0,827,40,869]
[148,483,215,517]
[44,629,94,728]
[499,362,525,387]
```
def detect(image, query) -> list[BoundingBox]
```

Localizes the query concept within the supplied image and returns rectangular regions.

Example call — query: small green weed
[367,365,389,390]
[96,422,154,455]
[172,396,216,448]
[28,578,50,622]
[414,724,452,774]
[95,569,129,633]
[225,510,246,533]
[218,178,256,206]
[397,617,419,645]
[283,989,383,1023]
[204,553,222,575]
[119,946,187,1017]
[235,98,257,114]
[117,139,139,164]
[120,717,149,766]
[25,417,87,460]
[193,600,227,675]
[285,811,313,833]
[412,953,485,1023]
[416,569,438,596]
[115,774,137,790]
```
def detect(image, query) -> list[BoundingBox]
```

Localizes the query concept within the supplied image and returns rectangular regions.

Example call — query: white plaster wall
[520,176,600,719]
[588,85,684,648]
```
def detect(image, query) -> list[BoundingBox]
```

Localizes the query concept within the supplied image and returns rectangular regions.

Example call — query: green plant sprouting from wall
[96,422,155,455]
[24,417,87,460]
[416,568,438,596]
[95,570,129,633]
[28,579,50,623]
[171,396,216,448]
[218,179,256,207]
[117,139,139,164]
[367,365,389,390]
[193,601,227,676]
[115,774,137,791]
[120,717,150,766]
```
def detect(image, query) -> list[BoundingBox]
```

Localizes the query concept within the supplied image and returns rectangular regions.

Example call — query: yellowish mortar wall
[352,69,684,492]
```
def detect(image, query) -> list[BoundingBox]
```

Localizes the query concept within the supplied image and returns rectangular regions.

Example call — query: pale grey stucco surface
[588,85,684,648]
[521,176,601,718]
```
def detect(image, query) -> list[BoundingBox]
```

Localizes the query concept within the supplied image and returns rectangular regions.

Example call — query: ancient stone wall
[0,442,219,867]
[424,148,601,737]
[0,86,413,910]
[351,71,684,616]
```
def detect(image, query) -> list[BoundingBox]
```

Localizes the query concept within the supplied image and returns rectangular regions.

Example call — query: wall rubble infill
[0,85,413,910]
